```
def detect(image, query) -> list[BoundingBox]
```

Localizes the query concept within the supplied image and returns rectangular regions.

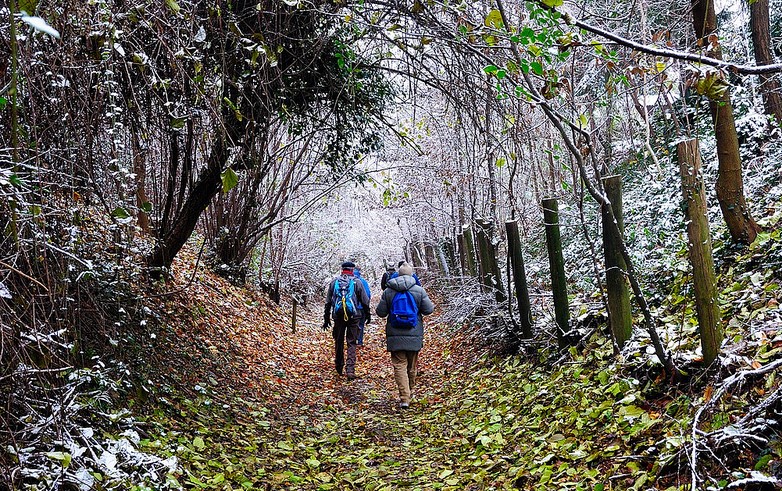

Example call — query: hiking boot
[346,373,357,380]
[400,402,410,409]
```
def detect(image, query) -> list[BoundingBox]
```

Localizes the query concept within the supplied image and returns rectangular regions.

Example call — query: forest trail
[154,262,484,489]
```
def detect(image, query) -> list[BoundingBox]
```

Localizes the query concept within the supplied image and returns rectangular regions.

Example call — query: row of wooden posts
[405,139,722,364]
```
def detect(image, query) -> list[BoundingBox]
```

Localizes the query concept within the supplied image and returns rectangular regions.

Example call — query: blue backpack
[389,290,418,329]
[332,278,358,321]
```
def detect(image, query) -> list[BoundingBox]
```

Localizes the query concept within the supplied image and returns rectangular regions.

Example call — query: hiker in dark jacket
[380,265,395,291]
[375,262,434,409]
[323,261,370,379]
[354,266,371,346]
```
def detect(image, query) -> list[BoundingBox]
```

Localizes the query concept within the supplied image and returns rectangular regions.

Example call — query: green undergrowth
[135,331,780,491]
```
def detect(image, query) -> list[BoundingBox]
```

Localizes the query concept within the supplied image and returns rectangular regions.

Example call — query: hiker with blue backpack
[353,267,371,346]
[322,261,371,380]
[375,262,434,409]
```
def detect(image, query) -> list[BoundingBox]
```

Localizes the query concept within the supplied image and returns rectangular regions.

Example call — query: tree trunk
[691,0,760,245]
[506,219,533,339]
[677,139,723,366]
[601,176,633,348]
[132,133,150,234]
[750,0,782,123]
[146,138,227,275]
[542,198,569,347]
[412,241,426,268]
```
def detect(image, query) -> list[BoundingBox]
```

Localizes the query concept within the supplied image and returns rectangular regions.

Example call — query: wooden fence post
[506,219,533,339]
[601,175,633,348]
[461,224,478,277]
[424,242,438,274]
[456,231,466,276]
[441,237,457,276]
[542,198,569,348]
[436,240,451,277]
[677,139,722,366]
[476,219,506,302]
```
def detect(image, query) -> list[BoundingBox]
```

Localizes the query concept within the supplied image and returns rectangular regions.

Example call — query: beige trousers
[390,350,418,404]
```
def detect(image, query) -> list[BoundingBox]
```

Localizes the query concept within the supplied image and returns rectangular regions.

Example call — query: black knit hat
[341,261,355,269]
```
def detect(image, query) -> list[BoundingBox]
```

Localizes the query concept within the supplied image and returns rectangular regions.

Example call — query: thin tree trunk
[9,0,20,162]
[691,0,760,244]
[131,127,150,234]
[750,0,782,123]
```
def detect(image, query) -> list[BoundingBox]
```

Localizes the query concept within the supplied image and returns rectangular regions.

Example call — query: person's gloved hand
[322,320,330,331]
[364,313,372,326]
[322,308,330,331]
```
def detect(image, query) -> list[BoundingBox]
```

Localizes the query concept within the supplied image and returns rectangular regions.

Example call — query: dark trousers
[357,310,367,345]
[333,315,360,375]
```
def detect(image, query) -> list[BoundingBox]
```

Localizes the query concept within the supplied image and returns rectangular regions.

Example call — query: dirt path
[259,305,460,414]
[157,270,480,488]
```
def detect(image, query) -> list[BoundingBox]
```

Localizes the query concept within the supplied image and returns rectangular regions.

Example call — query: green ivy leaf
[541,0,564,8]
[528,45,542,57]
[171,117,187,130]
[694,72,729,101]
[165,0,181,14]
[111,207,130,219]
[46,451,72,468]
[530,61,543,75]
[484,9,504,29]
[221,168,239,193]
[755,454,772,470]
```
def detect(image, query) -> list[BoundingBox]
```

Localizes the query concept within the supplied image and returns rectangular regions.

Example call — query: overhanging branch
[567,14,782,75]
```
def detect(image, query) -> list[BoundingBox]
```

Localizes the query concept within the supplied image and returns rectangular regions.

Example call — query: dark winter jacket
[380,270,394,290]
[375,275,434,352]
[325,273,370,322]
